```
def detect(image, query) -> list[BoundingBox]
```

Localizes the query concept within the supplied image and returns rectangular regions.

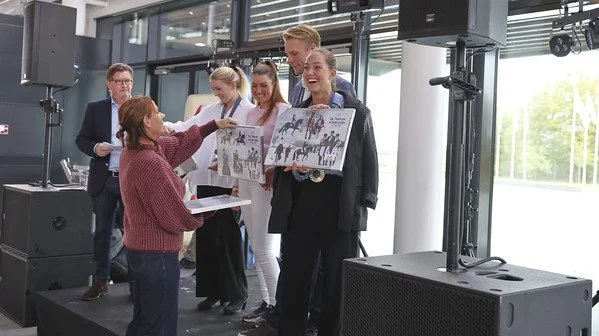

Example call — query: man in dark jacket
[76,63,133,301]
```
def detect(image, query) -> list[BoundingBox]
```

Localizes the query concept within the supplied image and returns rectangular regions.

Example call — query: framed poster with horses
[264,108,355,171]
[216,126,266,183]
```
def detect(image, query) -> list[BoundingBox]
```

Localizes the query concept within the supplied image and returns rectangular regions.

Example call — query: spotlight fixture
[327,0,383,14]
[584,18,599,50]
[549,34,574,57]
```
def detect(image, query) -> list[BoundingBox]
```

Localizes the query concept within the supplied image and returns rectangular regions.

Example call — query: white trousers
[238,179,280,305]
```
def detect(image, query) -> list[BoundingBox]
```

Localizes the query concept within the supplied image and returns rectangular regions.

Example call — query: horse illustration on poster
[265,108,355,171]
[216,126,265,183]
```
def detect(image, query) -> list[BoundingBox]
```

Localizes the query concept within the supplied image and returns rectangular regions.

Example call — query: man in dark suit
[76,63,133,301]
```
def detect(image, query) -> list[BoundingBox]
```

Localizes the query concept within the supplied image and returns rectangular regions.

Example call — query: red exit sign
[0,124,8,135]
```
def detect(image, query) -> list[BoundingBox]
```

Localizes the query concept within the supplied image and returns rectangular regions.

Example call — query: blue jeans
[91,176,121,280]
[126,250,180,336]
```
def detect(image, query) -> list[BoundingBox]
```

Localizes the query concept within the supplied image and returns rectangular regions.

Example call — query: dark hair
[210,65,249,98]
[117,95,156,150]
[252,60,288,125]
[106,63,134,81]
[309,48,338,91]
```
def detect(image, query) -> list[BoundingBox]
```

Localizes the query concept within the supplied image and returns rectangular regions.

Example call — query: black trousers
[278,230,358,336]
[272,236,323,327]
[91,175,122,280]
[277,176,359,336]
[195,185,247,302]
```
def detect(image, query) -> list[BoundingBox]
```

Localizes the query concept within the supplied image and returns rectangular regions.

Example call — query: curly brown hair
[117,96,156,150]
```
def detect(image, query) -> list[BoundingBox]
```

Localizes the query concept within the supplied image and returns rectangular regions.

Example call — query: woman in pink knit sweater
[116,96,236,335]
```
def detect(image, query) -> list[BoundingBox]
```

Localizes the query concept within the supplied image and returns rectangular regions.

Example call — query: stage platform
[35,269,261,336]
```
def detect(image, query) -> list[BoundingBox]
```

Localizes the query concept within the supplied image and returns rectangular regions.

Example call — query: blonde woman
[164,65,254,314]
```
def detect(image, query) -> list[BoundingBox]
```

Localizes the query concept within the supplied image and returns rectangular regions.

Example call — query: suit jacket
[269,91,379,233]
[76,97,113,197]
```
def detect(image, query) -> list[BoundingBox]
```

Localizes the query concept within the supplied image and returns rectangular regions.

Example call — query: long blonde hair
[210,65,249,98]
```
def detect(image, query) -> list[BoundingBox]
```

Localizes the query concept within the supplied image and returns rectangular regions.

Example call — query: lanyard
[221,96,242,119]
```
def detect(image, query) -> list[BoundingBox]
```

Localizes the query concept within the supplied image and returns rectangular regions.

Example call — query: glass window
[359,30,403,256]
[195,68,212,95]
[492,51,599,292]
[249,0,354,41]
[359,61,401,257]
[157,1,232,60]
[122,16,149,63]
[132,67,147,96]
[158,72,190,122]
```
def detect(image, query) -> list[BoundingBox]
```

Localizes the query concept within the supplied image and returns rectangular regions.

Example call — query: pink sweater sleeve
[137,158,205,233]
[158,120,218,168]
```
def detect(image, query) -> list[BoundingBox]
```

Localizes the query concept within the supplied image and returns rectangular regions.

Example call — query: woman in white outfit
[239,60,290,323]
[164,65,254,315]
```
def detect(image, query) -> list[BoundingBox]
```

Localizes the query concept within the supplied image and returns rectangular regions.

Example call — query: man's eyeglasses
[112,79,133,85]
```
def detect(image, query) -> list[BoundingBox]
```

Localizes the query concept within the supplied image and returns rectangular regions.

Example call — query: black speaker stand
[37,86,63,188]
[429,38,482,272]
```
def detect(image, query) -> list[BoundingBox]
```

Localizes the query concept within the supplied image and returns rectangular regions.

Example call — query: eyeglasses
[112,79,133,85]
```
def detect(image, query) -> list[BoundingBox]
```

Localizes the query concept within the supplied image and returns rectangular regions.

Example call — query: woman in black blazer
[268,48,379,336]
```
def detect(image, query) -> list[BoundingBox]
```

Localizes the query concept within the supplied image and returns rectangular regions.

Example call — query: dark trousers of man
[92,175,122,280]
[126,251,180,336]
[277,176,359,336]
[195,185,248,302]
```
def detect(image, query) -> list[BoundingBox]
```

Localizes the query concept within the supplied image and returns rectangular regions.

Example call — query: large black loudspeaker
[341,252,592,336]
[21,1,76,88]
[397,0,508,47]
[1,185,93,257]
[0,184,94,326]
[0,246,94,327]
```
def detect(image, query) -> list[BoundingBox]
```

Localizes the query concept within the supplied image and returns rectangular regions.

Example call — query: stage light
[327,0,383,14]
[549,34,574,57]
[584,18,599,50]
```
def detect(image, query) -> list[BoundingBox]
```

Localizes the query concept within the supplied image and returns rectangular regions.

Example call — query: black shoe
[263,304,280,330]
[237,321,277,336]
[305,317,318,336]
[223,297,247,315]
[179,257,196,269]
[197,297,218,311]
[242,301,272,324]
